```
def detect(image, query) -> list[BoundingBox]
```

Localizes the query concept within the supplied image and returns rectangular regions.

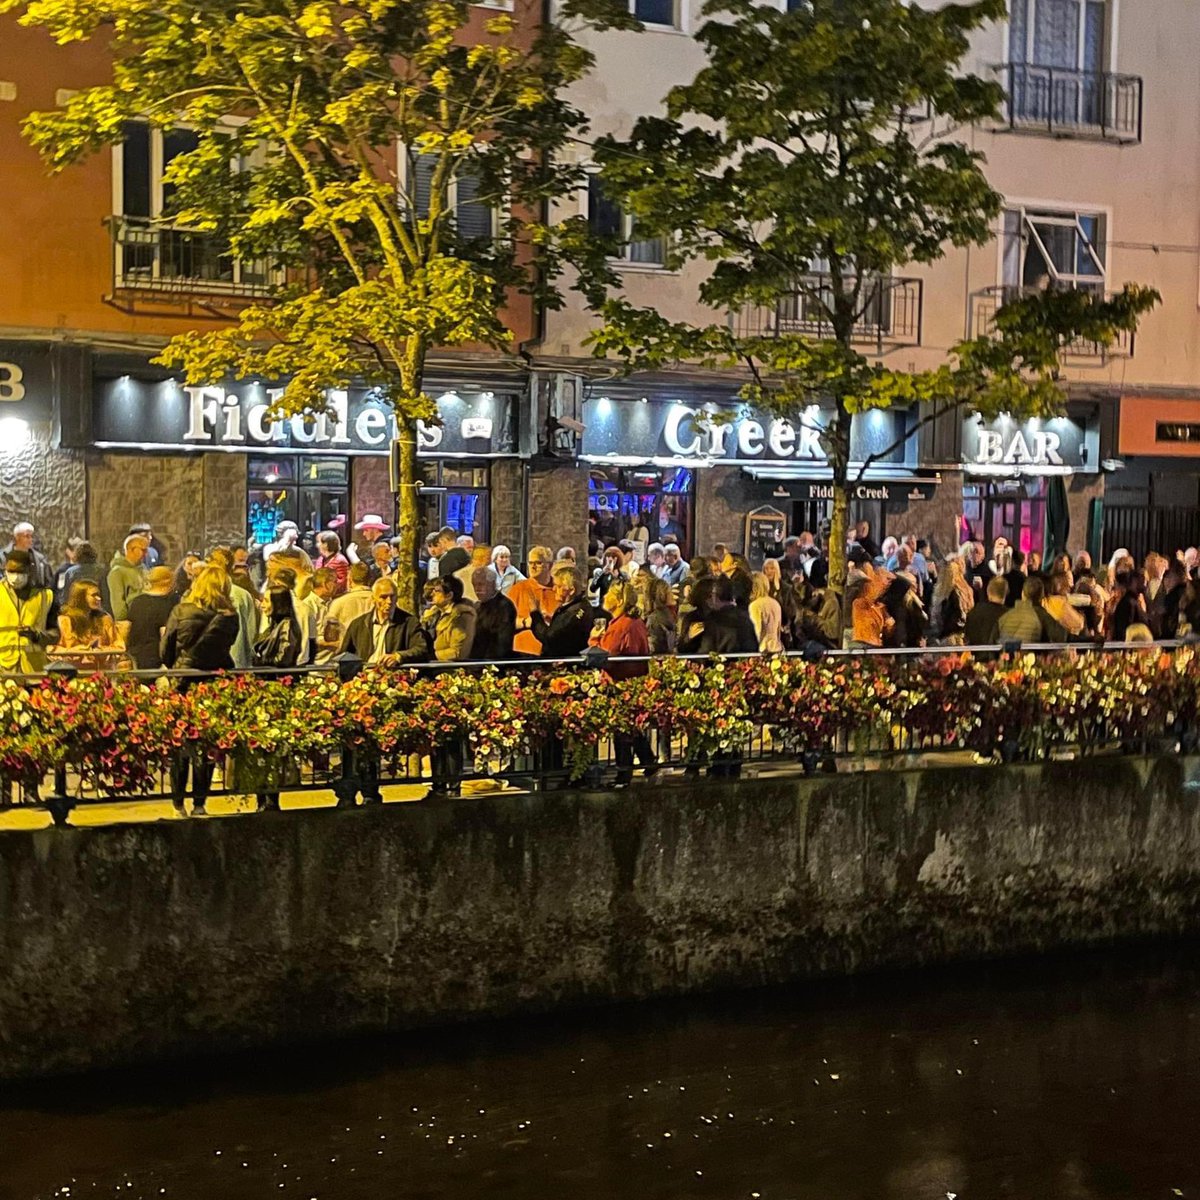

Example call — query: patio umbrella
[1045,475,1071,563]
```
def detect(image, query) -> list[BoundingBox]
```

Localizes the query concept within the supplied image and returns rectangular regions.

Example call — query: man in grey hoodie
[106,533,149,622]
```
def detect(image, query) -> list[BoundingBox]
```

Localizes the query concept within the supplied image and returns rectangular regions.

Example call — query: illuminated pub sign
[83,377,517,457]
[961,413,1096,475]
[581,398,912,466]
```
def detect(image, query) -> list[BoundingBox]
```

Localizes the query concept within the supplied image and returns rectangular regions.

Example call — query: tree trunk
[393,424,421,613]
[829,477,850,595]
[393,339,428,614]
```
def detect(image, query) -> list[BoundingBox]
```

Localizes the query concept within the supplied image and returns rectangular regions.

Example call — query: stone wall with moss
[2,756,1200,1079]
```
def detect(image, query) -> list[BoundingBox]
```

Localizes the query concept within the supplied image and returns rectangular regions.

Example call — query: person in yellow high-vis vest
[0,549,57,673]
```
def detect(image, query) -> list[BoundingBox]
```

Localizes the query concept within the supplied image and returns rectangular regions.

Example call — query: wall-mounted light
[0,417,30,452]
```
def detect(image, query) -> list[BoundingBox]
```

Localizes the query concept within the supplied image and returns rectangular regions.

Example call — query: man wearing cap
[347,514,390,567]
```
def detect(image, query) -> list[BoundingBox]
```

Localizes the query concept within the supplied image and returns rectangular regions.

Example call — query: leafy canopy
[6,0,632,419]
[588,0,1157,472]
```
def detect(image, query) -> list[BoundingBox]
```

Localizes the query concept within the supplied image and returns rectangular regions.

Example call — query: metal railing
[998,63,1143,144]
[107,215,280,299]
[970,284,1135,361]
[0,641,1191,826]
[731,274,923,351]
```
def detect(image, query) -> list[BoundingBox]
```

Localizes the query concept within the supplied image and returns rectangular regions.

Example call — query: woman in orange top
[850,567,894,650]
[589,582,657,783]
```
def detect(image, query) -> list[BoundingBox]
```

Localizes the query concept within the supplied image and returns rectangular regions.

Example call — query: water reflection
[3,945,1199,1200]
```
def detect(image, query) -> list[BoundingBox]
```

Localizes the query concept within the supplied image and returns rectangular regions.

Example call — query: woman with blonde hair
[161,566,239,674]
[749,571,784,653]
[930,556,974,645]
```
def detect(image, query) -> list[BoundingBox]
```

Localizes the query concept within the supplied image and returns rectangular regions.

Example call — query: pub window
[246,455,350,550]
[419,461,491,542]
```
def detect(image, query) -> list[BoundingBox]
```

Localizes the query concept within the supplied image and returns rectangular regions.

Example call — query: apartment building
[534,0,1200,563]
[0,6,539,564]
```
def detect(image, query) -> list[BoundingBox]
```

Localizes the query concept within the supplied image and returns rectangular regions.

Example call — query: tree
[6,0,627,607]
[587,0,1158,589]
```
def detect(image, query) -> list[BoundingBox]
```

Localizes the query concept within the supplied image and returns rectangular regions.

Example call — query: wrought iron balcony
[971,285,1135,361]
[107,215,280,300]
[997,63,1143,144]
[731,273,923,351]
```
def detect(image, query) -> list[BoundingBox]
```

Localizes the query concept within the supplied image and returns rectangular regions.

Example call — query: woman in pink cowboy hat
[347,513,391,567]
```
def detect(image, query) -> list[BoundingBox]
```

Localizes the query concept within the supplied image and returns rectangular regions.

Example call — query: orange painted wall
[1119,396,1200,458]
[0,11,535,345]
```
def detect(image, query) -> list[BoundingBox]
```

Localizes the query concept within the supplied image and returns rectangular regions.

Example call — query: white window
[1008,0,1109,125]
[400,149,499,241]
[1001,206,1107,293]
[112,121,276,294]
[631,0,679,29]
[587,175,665,267]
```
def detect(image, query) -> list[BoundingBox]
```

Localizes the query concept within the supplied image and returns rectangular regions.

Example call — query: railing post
[44,662,78,827]
[333,652,363,809]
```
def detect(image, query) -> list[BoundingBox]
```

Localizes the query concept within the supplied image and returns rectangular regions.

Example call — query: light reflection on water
[3,944,1200,1200]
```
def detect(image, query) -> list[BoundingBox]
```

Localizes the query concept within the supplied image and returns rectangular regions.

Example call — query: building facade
[531,0,1200,563]
[5,1,1200,568]
[0,6,537,567]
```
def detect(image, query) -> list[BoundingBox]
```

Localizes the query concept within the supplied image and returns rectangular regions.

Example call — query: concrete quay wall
[3,757,1200,1079]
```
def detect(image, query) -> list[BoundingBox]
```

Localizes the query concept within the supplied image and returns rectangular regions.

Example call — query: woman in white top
[490,545,526,595]
[625,513,650,565]
[749,571,784,653]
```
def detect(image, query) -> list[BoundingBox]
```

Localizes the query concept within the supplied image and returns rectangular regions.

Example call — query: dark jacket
[882,578,927,649]
[678,604,759,655]
[471,593,517,661]
[532,595,603,660]
[436,547,470,578]
[341,607,432,664]
[963,599,1007,646]
[1002,569,1027,608]
[160,602,239,672]
[931,589,968,640]
[253,615,303,668]
[125,591,176,670]
[60,562,110,612]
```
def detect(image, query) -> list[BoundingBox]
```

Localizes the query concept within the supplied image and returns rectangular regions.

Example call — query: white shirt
[369,619,390,664]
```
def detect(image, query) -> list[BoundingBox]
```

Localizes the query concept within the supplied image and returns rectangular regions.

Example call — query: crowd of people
[3,512,1198,679]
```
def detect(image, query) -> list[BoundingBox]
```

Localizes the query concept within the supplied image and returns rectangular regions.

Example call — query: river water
[3,945,1199,1200]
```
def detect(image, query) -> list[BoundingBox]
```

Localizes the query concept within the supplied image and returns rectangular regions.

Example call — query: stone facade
[489,458,524,554]
[527,462,589,559]
[350,456,393,531]
[0,422,86,563]
[885,471,965,561]
[200,454,248,550]
[695,466,784,555]
[1066,473,1105,562]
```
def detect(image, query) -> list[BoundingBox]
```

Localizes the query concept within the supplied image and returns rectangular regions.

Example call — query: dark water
[4,946,1200,1200]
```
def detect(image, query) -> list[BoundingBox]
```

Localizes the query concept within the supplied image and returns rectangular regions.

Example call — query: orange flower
[549,677,572,695]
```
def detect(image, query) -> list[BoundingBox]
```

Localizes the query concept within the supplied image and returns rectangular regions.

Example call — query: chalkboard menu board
[744,505,788,571]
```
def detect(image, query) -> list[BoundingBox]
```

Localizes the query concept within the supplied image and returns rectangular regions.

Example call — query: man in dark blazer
[340,576,431,665]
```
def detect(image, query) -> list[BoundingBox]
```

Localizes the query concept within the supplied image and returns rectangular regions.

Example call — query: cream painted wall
[546,0,1200,395]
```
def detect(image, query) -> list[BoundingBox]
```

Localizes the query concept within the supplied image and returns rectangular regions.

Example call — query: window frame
[1005,0,1119,73]
[584,172,669,271]
[111,118,282,294]
[628,0,685,32]
[396,144,504,242]
[997,199,1112,294]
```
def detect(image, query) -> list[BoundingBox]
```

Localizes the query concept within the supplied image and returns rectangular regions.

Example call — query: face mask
[6,572,28,590]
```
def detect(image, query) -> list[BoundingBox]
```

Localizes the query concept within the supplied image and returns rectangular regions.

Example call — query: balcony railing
[732,273,923,351]
[971,285,1135,361]
[997,64,1143,144]
[107,215,280,300]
